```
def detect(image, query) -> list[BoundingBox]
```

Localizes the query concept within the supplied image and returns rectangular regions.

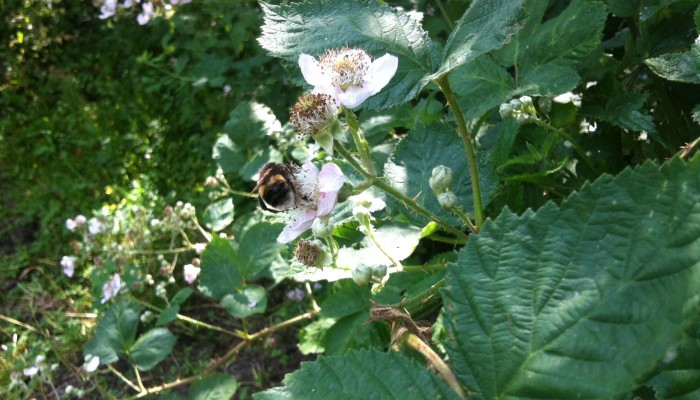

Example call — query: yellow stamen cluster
[319,48,371,91]
[290,93,338,136]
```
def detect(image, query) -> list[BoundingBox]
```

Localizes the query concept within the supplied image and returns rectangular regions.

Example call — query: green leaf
[384,122,496,226]
[129,328,177,371]
[647,322,700,399]
[213,135,245,175]
[692,103,700,125]
[432,0,524,78]
[84,300,141,365]
[452,0,607,118]
[442,157,700,399]
[171,287,193,305]
[258,0,440,109]
[199,237,243,299]
[322,311,389,356]
[188,373,239,400]
[203,198,234,232]
[221,285,267,319]
[645,44,700,84]
[156,305,179,327]
[254,349,459,399]
[223,102,281,150]
[236,221,285,280]
[299,318,336,355]
[239,147,284,182]
[320,282,369,319]
[582,92,657,133]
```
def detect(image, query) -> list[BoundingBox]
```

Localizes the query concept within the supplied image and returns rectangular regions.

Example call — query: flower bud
[352,264,372,286]
[509,98,522,110]
[295,239,330,268]
[499,103,514,119]
[429,165,453,194]
[515,113,530,124]
[438,191,457,210]
[353,205,371,227]
[372,264,387,279]
[337,182,354,204]
[311,218,334,238]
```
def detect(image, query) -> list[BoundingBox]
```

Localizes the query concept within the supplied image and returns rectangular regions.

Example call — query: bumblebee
[254,163,298,213]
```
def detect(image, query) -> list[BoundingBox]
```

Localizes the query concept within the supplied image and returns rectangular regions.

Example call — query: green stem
[532,119,596,171]
[434,0,455,30]
[345,109,375,175]
[334,142,468,241]
[679,135,700,158]
[452,207,477,233]
[435,76,484,230]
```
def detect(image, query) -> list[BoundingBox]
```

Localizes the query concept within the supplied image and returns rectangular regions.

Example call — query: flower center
[290,93,338,136]
[320,48,371,91]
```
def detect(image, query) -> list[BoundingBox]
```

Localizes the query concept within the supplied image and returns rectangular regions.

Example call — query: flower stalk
[333,142,468,241]
[344,109,375,175]
[435,75,484,231]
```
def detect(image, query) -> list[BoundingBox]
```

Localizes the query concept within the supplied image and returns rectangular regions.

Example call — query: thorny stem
[334,142,468,241]
[452,207,477,233]
[131,310,318,398]
[404,333,467,399]
[131,298,244,338]
[679,136,700,158]
[364,224,403,270]
[435,76,485,231]
[108,364,141,393]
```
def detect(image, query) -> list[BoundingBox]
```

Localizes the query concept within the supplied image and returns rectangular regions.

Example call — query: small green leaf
[320,282,369,319]
[258,0,440,109]
[254,349,459,399]
[221,285,267,319]
[646,44,700,84]
[442,157,700,398]
[583,92,657,133]
[298,318,335,355]
[203,198,234,232]
[129,328,177,371]
[171,287,193,305]
[156,305,179,327]
[199,237,242,299]
[188,373,239,400]
[223,102,281,149]
[84,300,141,365]
[322,311,389,356]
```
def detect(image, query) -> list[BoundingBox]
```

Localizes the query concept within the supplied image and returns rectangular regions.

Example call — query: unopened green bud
[352,264,372,286]
[353,205,371,227]
[372,264,387,279]
[337,182,353,204]
[515,113,530,124]
[499,103,514,119]
[438,191,457,210]
[509,98,522,110]
[311,218,334,238]
[429,165,453,194]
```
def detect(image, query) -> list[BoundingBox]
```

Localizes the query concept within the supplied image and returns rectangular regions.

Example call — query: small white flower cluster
[499,96,537,124]
[97,0,191,26]
[286,287,305,302]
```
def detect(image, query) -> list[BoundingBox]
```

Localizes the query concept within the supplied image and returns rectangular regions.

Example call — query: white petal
[299,54,329,88]
[337,86,373,109]
[364,54,399,94]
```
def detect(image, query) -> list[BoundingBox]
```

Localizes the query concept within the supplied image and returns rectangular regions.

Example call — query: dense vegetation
[2,0,700,398]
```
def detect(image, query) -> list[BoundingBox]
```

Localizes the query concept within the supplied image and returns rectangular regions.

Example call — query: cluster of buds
[429,166,457,211]
[499,95,537,124]
[351,263,387,286]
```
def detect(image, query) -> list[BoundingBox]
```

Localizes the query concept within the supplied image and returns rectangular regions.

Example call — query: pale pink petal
[337,85,373,109]
[318,163,345,192]
[277,209,317,243]
[364,54,399,94]
[316,191,339,217]
[299,54,329,88]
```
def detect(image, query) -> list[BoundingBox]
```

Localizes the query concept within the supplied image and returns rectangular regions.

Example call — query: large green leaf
[452,0,607,118]
[128,328,177,371]
[582,92,657,133]
[645,44,700,84]
[384,122,496,226]
[203,197,234,232]
[432,0,524,78]
[188,374,239,400]
[442,157,700,399]
[254,349,460,399]
[198,236,243,299]
[258,0,439,109]
[83,300,141,364]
